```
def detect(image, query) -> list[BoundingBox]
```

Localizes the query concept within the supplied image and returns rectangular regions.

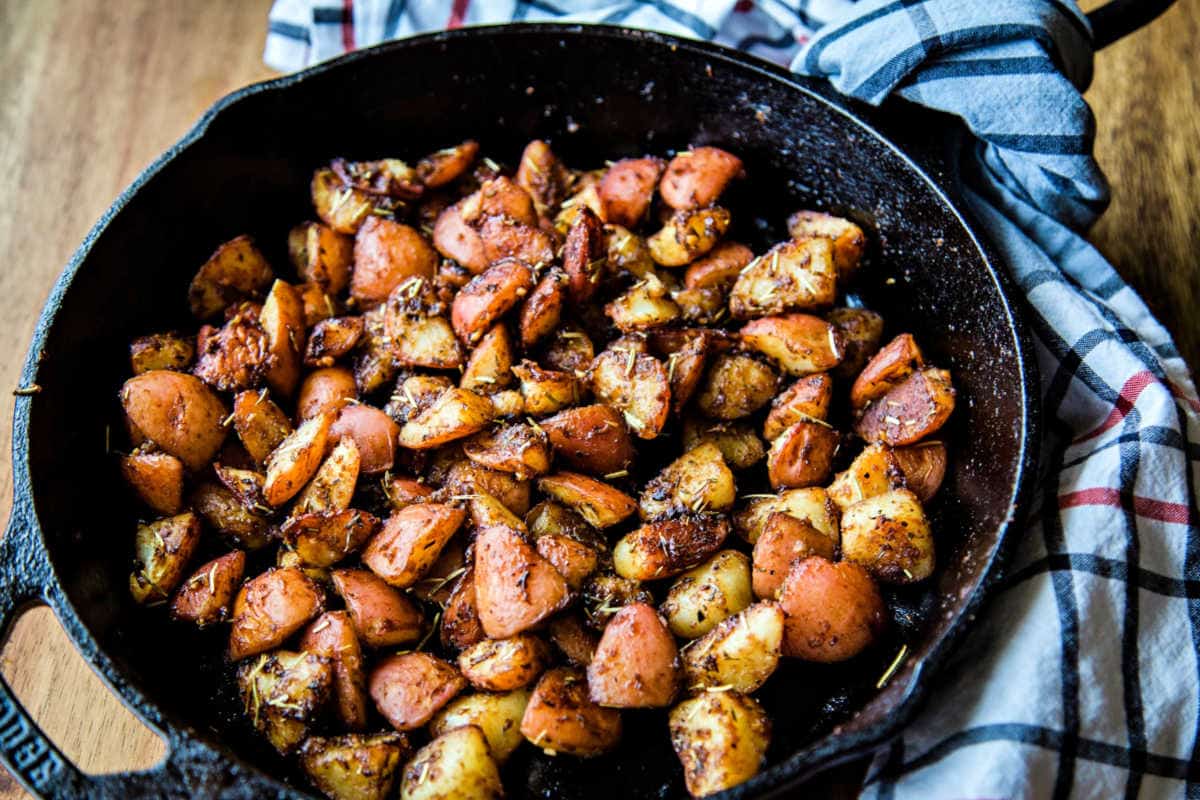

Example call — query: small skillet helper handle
[1086,0,1175,50]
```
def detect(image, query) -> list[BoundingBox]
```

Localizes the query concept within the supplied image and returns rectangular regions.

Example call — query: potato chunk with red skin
[462,423,551,479]
[170,550,245,627]
[787,209,866,280]
[329,405,398,474]
[362,503,466,588]
[751,513,836,600]
[281,509,379,568]
[263,411,334,507]
[121,370,228,471]
[260,280,306,397]
[300,611,369,730]
[763,373,833,441]
[289,221,354,295]
[451,259,535,345]
[433,201,488,274]
[369,653,467,732]
[297,367,357,422]
[518,268,567,349]
[458,634,550,692]
[304,315,364,367]
[590,346,671,439]
[188,235,274,319]
[461,323,515,394]
[474,525,571,639]
[193,306,272,392]
[563,206,606,304]
[239,651,334,756]
[350,217,438,307]
[537,472,637,529]
[417,140,479,188]
[539,404,636,476]
[292,436,360,515]
[598,157,665,227]
[397,388,494,450]
[120,448,185,515]
[228,567,325,661]
[849,333,924,411]
[669,691,770,797]
[613,515,731,581]
[521,668,621,757]
[766,419,840,490]
[681,601,784,695]
[779,556,886,662]
[660,146,743,210]
[739,314,843,377]
[441,566,486,651]
[695,353,778,421]
[232,389,292,466]
[332,568,424,649]
[729,237,837,319]
[683,241,754,290]
[840,488,934,584]
[855,367,955,446]
[130,512,203,605]
[647,207,731,267]
[587,603,681,708]
[515,139,571,216]
[299,732,409,800]
[894,440,948,501]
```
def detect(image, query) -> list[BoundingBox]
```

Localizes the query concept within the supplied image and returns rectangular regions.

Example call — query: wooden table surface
[0,1,1195,797]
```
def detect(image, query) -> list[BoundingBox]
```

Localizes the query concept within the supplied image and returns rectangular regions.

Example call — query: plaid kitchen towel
[265,2,1200,797]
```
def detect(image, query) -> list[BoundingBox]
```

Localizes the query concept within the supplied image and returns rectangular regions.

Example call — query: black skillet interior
[12,24,1036,799]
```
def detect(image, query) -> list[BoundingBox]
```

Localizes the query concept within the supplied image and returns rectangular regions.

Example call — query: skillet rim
[9,22,1041,798]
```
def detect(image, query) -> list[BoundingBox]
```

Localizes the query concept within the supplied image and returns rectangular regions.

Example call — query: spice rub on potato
[120,142,959,800]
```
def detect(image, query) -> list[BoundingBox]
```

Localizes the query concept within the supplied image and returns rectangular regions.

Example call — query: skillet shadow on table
[25,29,1030,798]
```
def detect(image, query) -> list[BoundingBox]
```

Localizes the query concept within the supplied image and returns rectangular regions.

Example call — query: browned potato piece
[827,443,906,512]
[613,515,731,581]
[191,481,272,549]
[534,531,601,591]
[733,487,841,546]
[282,509,379,568]
[381,476,435,511]
[512,361,583,416]
[418,140,480,187]
[304,316,364,367]
[430,690,531,765]
[192,305,271,392]
[299,732,409,800]
[370,653,466,732]
[660,550,753,639]
[540,404,636,475]
[537,472,637,529]
[850,333,924,411]
[563,206,606,304]
[476,215,556,268]
[855,367,955,445]
[787,210,866,280]
[660,147,743,210]
[400,725,502,800]
[386,374,454,423]
[518,268,567,349]
[474,525,571,638]
[230,390,291,466]
[398,388,494,450]
[312,168,374,234]
[239,651,333,755]
[129,511,203,605]
[462,423,551,479]
[300,611,369,730]
[130,332,194,374]
[669,691,770,797]
[597,157,665,227]
[351,217,438,307]
[297,366,358,422]
[681,418,765,471]
[461,176,537,225]
[640,442,735,520]
[297,281,341,327]
[647,328,709,412]
[590,346,671,438]
[894,440,948,502]
[293,437,361,514]
[264,411,334,506]
[213,463,266,509]
[332,568,423,649]
[521,667,621,757]
[170,550,245,627]
[587,603,680,708]
[739,313,843,376]
[582,573,654,629]
[458,634,550,692]
[120,370,227,471]
[469,492,527,532]
[188,235,274,319]
[547,615,599,666]
[766,419,840,490]
[605,274,681,331]
[683,241,754,290]
[827,307,885,380]
[353,306,399,393]
[605,223,656,280]
[120,448,184,515]
[752,513,837,599]
[228,567,325,660]
[672,285,725,325]
[433,201,488,274]
[526,500,600,546]
[840,488,934,584]
[681,602,784,694]
[444,459,532,517]
[763,373,833,441]
[516,140,571,216]
[729,238,836,319]
[779,556,886,661]
[695,353,778,420]
[461,323,514,393]
[362,503,467,588]
[441,566,485,651]
[554,180,603,235]
[489,389,525,418]
[648,207,731,267]
[385,310,465,373]
[289,221,354,295]
[260,280,306,397]
[329,405,398,474]
[451,259,535,345]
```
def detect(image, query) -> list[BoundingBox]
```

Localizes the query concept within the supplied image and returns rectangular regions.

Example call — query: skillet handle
[1086,0,1174,50]
[0,502,280,799]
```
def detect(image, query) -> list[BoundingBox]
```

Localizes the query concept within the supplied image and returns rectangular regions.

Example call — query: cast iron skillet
[0,5,1167,797]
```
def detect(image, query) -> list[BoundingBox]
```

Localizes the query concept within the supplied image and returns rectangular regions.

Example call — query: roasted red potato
[192,304,271,392]
[521,668,621,757]
[418,140,479,188]
[297,366,358,422]
[613,515,731,581]
[855,367,955,446]
[598,157,665,227]
[647,207,731,267]
[299,732,409,800]
[458,634,550,692]
[681,418,765,470]
[350,217,438,307]
[292,437,361,514]
[669,691,770,797]
[587,603,680,708]
[289,221,354,295]
[188,235,274,319]
[311,168,378,234]
[739,313,842,376]
[369,652,467,731]
[474,525,571,638]
[263,411,334,506]
[660,550,753,640]
[282,509,378,568]
[827,442,906,512]
[695,353,778,420]
[130,332,195,375]
[329,405,398,474]
[170,550,245,627]
[590,345,671,438]
[518,268,568,349]
[260,280,306,397]
[451,258,535,344]
[462,422,551,479]
[639,442,735,520]
[683,241,754,290]
[304,316,364,367]
[659,146,743,210]
[120,447,185,515]
[751,513,837,600]
[120,370,228,471]
[766,419,840,490]
[433,200,488,274]
[441,566,486,651]
[362,503,466,588]
[443,459,532,517]
[681,601,784,695]
[232,389,293,464]
[849,333,924,411]
[787,210,866,280]
[840,488,934,584]
[332,568,423,649]
[537,472,637,529]
[191,481,273,550]
[239,650,333,756]
[228,567,325,660]
[461,323,515,393]
[397,388,494,450]
[539,404,636,475]
[827,306,885,380]
[605,274,681,332]
[400,726,503,800]
[763,373,833,440]
[129,512,203,605]
[547,615,599,666]
[512,361,584,417]
[562,206,606,303]
[778,556,886,662]
[729,238,836,319]
[300,611,370,730]
[515,139,571,215]
[894,440,948,501]
[430,689,532,765]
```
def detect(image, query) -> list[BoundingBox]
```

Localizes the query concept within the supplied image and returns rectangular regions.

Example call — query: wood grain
[0,1,1194,797]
